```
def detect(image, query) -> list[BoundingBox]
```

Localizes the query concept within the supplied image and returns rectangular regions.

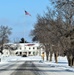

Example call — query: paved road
[0,61,46,75]
[11,61,46,75]
[0,61,74,75]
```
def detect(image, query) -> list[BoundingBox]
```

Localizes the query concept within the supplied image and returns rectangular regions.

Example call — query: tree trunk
[54,52,58,63]
[46,53,49,61]
[49,52,53,61]
[67,55,73,67]
[73,57,74,66]
[67,56,70,66]
[1,44,3,54]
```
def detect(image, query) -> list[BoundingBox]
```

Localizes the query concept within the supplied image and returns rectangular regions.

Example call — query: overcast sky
[0,0,52,42]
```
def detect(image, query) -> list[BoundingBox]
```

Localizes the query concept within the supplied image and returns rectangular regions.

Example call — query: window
[29,47,31,49]
[20,47,21,50]
[37,47,39,49]
[33,47,35,49]
[29,52,31,54]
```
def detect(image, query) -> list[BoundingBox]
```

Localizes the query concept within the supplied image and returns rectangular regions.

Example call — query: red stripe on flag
[25,10,31,16]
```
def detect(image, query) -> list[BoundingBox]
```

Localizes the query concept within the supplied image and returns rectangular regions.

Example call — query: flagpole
[23,10,31,43]
[24,10,31,38]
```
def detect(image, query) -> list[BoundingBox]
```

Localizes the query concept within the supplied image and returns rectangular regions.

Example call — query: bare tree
[0,25,12,54]
[30,15,52,61]
[30,0,74,65]
[50,0,74,66]
[64,28,74,66]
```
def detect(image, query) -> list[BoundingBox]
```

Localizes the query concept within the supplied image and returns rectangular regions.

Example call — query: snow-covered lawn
[0,55,74,72]
[44,56,74,72]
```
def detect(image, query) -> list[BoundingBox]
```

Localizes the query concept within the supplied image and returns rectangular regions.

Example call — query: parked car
[22,52,27,57]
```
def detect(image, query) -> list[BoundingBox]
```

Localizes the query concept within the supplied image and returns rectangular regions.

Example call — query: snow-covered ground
[44,56,74,72]
[0,55,74,72]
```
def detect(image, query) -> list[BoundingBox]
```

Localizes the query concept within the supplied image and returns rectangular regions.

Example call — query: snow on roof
[3,43,40,47]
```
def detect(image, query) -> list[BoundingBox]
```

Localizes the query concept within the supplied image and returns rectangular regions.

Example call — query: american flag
[25,10,31,16]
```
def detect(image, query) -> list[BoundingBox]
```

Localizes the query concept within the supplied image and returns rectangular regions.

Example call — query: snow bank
[43,56,74,72]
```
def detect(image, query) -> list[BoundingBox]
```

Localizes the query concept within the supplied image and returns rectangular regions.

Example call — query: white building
[2,43,44,56]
